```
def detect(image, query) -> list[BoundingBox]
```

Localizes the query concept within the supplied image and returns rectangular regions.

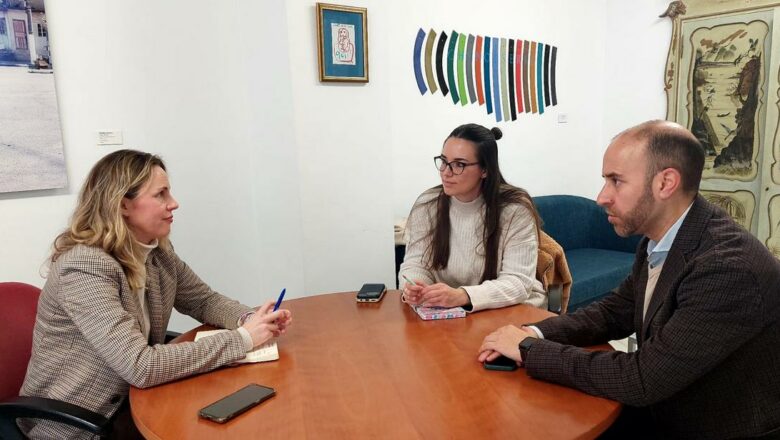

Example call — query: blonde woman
[20,150,291,439]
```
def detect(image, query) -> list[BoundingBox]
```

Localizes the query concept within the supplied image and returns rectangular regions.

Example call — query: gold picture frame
[316,3,369,82]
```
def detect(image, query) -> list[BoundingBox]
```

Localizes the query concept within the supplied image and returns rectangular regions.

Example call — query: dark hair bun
[490,127,503,140]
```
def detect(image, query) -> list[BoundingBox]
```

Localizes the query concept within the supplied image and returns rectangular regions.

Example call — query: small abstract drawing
[701,190,755,230]
[331,24,355,65]
[703,194,746,224]
[412,28,558,123]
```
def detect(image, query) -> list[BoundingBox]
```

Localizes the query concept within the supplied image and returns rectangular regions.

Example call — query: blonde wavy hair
[51,149,172,290]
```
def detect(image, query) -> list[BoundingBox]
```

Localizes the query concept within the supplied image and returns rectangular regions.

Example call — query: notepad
[413,305,467,320]
[194,329,279,363]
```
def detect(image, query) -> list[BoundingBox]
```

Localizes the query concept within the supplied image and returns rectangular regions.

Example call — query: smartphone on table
[483,355,519,371]
[199,383,276,423]
[356,283,387,303]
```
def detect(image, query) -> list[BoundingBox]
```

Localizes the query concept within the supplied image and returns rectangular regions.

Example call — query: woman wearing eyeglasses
[398,123,546,312]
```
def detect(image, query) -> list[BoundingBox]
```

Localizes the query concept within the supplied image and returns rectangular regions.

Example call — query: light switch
[557,114,568,124]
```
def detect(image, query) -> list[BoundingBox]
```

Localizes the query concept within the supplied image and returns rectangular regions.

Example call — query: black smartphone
[199,384,275,423]
[356,283,387,303]
[483,355,519,372]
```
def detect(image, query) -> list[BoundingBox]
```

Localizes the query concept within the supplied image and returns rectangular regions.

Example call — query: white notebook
[194,329,279,363]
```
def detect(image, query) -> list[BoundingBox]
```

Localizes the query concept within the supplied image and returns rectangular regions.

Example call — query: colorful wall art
[412,28,558,122]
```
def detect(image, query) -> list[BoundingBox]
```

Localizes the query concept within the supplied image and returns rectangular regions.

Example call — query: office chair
[0,282,111,439]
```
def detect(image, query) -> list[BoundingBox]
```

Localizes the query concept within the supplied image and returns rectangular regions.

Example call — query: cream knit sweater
[399,188,547,312]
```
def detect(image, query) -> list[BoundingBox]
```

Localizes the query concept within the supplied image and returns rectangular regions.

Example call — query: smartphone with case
[199,384,275,423]
[483,355,519,371]
[356,283,386,303]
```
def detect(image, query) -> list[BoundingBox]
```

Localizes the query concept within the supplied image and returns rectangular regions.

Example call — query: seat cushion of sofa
[565,248,635,311]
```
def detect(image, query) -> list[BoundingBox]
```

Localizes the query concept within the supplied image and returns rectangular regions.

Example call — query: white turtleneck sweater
[399,188,546,312]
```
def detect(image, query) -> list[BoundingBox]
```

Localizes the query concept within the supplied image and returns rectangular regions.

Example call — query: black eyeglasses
[433,156,480,175]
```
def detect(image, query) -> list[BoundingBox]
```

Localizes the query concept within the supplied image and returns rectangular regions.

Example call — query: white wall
[387,0,611,219]
[1,0,311,331]
[387,0,674,220]
[0,0,674,331]
[285,1,395,296]
[602,0,673,146]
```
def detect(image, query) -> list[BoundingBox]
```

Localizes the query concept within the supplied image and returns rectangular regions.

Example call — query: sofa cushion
[565,248,635,311]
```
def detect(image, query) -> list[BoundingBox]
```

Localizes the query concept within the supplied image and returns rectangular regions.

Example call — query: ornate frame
[662,0,780,255]
[316,3,369,83]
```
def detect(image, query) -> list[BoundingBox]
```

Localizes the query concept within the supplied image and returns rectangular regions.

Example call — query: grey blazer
[20,244,252,439]
[527,196,780,439]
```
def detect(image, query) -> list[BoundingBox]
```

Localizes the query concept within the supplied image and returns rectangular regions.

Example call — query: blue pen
[273,288,286,311]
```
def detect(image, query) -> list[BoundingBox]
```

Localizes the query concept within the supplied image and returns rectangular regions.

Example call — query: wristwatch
[518,336,536,363]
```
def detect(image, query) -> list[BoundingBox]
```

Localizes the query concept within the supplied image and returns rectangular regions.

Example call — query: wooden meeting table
[131,291,620,439]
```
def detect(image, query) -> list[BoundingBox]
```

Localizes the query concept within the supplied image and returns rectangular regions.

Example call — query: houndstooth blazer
[20,244,253,439]
[527,196,780,439]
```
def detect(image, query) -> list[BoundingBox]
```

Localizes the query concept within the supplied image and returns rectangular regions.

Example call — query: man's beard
[614,186,654,237]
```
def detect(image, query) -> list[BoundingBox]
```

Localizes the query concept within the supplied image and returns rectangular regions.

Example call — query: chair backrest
[535,231,572,314]
[0,282,41,401]
[533,195,641,252]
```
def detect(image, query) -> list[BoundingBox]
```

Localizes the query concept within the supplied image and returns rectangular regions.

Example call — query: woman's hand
[402,280,426,305]
[241,300,292,348]
[418,284,470,308]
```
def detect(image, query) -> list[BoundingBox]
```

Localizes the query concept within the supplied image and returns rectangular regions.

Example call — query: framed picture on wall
[316,3,369,82]
[0,0,67,193]
[661,0,780,255]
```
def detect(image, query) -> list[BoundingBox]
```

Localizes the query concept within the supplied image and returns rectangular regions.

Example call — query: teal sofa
[532,195,641,312]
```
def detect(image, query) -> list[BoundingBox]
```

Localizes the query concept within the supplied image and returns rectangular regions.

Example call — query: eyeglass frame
[433,155,481,175]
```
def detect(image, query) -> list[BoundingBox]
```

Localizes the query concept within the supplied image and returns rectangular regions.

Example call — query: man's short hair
[630,120,705,194]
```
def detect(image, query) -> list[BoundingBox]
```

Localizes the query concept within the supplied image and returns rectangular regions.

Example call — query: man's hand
[418,283,470,308]
[241,300,292,348]
[478,325,537,363]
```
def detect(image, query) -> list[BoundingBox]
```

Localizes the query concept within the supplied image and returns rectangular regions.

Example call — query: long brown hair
[423,124,541,282]
[50,150,170,290]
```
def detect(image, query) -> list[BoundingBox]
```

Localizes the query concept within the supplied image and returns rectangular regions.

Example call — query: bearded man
[479,120,780,439]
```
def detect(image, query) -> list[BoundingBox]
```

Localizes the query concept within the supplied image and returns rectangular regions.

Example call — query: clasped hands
[241,300,293,348]
[402,279,469,308]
